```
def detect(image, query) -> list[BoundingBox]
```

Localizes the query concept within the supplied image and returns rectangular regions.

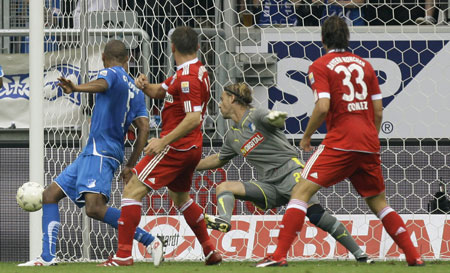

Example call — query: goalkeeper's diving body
[196,82,372,263]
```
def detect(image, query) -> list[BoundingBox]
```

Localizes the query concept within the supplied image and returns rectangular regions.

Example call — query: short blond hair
[224,82,252,106]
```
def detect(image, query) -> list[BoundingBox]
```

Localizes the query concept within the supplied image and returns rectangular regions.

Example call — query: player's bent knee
[216,181,244,196]
[123,176,150,200]
[291,178,320,201]
[306,203,326,225]
[84,195,107,220]
[216,182,232,193]
[42,182,65,204]
[85,205,102,220]
[169,191,190,208]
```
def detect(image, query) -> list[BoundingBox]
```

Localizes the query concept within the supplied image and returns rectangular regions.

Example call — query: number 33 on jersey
[307,50,382,153]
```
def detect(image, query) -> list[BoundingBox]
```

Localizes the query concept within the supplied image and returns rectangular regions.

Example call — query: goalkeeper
[196,82,372,263]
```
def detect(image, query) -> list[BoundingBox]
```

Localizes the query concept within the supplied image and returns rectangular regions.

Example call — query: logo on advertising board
[0,63,103,106]
[257,37,449,138]
[133,215,450,261]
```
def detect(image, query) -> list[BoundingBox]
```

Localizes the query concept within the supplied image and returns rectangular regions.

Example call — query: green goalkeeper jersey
[219,107,301,183]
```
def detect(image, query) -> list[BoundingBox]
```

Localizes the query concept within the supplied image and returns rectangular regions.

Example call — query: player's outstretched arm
[58,77,108,94]
[196,154,229,171]
[265,110,288,128]
[121,116,149,183]
[135,73,165,99]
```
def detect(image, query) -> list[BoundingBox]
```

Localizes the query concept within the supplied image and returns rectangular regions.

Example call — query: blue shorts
[55,154,120,208]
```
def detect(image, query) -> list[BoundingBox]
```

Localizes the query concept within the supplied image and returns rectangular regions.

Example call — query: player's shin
[378,207,421,265]
[180,199,215,256]
[41,203,61,262]
[310,206,366,260]
[216,191,235,223]
[103,207,155,246]
[116,199,142,258]
[272,199,307,260]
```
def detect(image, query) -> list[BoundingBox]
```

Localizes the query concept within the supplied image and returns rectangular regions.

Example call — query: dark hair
[224,82,253,106]
[103,40,128,63]
[322,16,350,49]
[171,26,198,55]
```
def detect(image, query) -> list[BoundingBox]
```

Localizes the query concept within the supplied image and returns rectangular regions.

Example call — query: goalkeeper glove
[266,110,288,128]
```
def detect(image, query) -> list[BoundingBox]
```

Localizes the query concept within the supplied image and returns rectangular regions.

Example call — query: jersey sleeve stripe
[184,101,192,112]
[161,83,169,90]
[371,94,382,100]
[318,92,331,99]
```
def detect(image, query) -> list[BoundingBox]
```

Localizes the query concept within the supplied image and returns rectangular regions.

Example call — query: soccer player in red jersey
[101,26,221,266]
[257,16,424,267]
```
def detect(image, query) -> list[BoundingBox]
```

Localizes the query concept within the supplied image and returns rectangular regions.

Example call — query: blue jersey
[321,1,365,26]
[82,66,148,163]
[0,65,4,77]
[259,0,298,26]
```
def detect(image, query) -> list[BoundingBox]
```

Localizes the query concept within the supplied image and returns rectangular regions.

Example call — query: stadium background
[0,0,449,262]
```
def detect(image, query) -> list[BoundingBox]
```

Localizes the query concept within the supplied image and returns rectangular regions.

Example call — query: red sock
[379,207,420,264]
[117,199,142,258]
[272,199,307,260]
[180,199,214,256]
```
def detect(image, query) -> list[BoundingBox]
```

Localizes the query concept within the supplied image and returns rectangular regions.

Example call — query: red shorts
[301,145,385,197]
[133,146,202,192]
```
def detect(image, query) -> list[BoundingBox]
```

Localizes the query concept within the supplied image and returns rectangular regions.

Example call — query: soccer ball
[16,182,44,212]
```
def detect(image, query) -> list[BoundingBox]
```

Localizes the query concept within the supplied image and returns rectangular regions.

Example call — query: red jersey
[308,50,382,153]
[160,58,210,150]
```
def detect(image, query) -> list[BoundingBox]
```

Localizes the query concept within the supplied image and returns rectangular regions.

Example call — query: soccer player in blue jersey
[18,40,164,267]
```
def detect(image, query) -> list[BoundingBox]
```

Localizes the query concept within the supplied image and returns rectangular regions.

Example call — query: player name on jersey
[326,56,366,70]
[347,101,368,112]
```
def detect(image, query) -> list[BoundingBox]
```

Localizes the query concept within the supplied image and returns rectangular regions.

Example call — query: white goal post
[2,0,448,262]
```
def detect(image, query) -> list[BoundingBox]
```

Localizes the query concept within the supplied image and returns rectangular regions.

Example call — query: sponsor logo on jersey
[165,92,173,103]
[248,122,256,132]
[181,81,190,93]
[308,72,315,84]
[240,132,265,157]
[100,70,108,76]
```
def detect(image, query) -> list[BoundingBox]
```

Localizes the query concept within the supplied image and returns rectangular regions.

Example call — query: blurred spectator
[316,0,366,26]
[0,65,3,89]
[43,0,62,28]
[20,0,60,53]
[416,0,438,24]
[238,0,262,25]
[259,0,301,26]
[73,0,119,28]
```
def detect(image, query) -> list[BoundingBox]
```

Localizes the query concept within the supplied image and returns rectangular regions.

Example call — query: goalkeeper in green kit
[196,82,372,263]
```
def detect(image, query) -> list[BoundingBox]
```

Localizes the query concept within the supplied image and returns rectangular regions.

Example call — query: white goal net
[1,0,450,262]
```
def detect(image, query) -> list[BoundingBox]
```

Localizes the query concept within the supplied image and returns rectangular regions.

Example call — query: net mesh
[1,0,450,262]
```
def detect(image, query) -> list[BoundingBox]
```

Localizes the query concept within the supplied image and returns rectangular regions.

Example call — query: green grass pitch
[1,261,448,273]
